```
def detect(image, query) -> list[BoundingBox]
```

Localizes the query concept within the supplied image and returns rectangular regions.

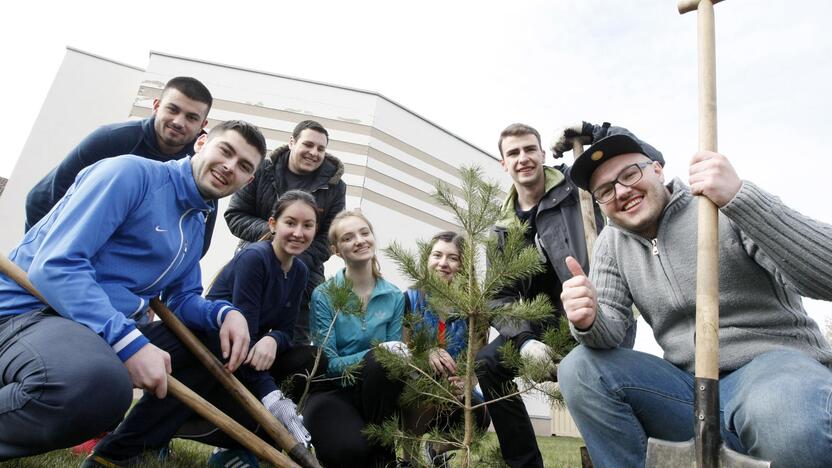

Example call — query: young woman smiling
[202,190,325,465]
[303,209,406,468]
[403,231,490,466]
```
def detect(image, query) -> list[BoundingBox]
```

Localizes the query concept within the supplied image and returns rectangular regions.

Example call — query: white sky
[1,0,830,343]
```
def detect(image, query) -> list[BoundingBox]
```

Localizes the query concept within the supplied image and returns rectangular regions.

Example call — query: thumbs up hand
[560,256,597,330]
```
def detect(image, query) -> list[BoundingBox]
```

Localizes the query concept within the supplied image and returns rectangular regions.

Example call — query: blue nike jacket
[0,156,235,361]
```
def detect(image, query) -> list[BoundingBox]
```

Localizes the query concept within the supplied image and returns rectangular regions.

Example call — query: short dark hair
[430,230,465,256]
[497,123,542,158]
[292,120,329,143]
[207,120,267,159]
[162,76,213,112]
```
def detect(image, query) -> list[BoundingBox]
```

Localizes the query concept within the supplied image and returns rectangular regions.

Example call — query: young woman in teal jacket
[304,209,405,468]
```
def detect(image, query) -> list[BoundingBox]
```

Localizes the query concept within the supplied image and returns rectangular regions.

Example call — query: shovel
[646,1,769,466]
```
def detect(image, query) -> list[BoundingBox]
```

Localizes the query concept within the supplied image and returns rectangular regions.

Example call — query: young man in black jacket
[476,123,614,467]
[225,120,346,345]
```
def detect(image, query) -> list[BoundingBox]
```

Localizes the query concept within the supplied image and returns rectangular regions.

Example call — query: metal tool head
[646,438,771,468]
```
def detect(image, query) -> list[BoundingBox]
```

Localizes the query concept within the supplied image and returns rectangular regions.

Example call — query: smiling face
[333,215,376,266]
[152,88,210,154]
[287,129,328,174]
[427,239,461,282]
[590,152,670,238]
[269,200,317,262]
[190,129,260,200]
[499,133,546,189]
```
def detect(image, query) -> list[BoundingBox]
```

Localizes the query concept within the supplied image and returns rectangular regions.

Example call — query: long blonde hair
[328,209,382,279]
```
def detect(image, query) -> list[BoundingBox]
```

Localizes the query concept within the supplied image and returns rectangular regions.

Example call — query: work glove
[519,339,558,382]
[550,121,597,158]
[261,389,311,448]
[378,340,411,359]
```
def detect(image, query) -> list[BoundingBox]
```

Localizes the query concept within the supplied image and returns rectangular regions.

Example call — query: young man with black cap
[556,123,832,467]
[475,123,628,468]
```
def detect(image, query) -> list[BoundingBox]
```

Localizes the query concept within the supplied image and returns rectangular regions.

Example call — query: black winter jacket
[491,164,604,339]
[224,145,346,288]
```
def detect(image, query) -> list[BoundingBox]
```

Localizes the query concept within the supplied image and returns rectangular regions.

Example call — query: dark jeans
[303,350,405,468]
[475,335,543,468]
[94,322,322,458]
[0,310,132,460]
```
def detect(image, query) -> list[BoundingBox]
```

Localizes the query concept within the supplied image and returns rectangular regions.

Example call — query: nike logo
[155,226,167,232]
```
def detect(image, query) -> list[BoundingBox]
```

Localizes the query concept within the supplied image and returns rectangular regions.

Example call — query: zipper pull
[651,238,659,256]
[283,270,288,280]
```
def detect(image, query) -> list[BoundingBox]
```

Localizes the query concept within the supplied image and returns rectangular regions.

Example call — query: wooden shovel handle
[150,299,320,468]
[572,140,599,262]
[167,375,294,467]
[694,0,720,381]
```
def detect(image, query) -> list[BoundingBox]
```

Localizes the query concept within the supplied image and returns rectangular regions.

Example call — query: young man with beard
[475,123,632,468]
[25,76,218,256]
[557,125,832,467]
[225,119,346,345]
[0,120,264,462]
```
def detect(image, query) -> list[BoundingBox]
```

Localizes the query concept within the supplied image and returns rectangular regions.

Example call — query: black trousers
[303,350,405,468]
[475,335,544,468]
[94,321,322,458]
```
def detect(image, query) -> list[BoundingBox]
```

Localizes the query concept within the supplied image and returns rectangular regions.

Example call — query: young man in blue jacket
[0,120,264,461]
[24,76,218,256]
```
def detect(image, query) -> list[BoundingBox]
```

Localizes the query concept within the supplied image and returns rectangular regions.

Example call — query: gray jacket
[573,178,832,372]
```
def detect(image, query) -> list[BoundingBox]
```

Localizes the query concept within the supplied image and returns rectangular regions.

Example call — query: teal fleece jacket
[311,269,404,379]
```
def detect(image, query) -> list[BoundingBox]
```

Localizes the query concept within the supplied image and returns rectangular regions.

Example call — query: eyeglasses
[592,161,653,204]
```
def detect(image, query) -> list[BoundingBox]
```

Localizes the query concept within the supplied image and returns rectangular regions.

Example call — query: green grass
[0,434,584,467]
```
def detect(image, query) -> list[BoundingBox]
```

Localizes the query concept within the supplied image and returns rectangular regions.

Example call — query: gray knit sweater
[572,178,832,373]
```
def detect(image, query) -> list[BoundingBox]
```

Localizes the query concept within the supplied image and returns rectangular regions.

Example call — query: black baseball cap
[570,126,665,191]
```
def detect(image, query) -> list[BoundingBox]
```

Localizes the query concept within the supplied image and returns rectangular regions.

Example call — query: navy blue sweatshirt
[207,240,309,397]
[24,117,216,256]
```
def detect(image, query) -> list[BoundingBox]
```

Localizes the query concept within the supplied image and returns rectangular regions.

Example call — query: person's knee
[557,345,596,395]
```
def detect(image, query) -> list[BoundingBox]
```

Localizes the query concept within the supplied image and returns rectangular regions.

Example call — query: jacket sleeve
[568,233,636,348]
[310,286,369,377]
[720,181,832,300]
[224,162,271,243]
[488,227,535,338]
[298,181,346,275]
[163,254,235,334]
[28,158,150,362]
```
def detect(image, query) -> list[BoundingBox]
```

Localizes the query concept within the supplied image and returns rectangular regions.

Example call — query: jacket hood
[269,145,345,186]
[496,166,566,228]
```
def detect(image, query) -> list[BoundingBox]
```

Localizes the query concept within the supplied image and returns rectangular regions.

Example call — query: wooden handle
[0,256,47,304]
[168,376,297,467]
[151,299,321,468]
[678,0,724,15]
[572,140,598,262]
[693,0,720,382]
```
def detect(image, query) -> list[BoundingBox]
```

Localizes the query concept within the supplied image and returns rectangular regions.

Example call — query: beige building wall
[0,48,144,254]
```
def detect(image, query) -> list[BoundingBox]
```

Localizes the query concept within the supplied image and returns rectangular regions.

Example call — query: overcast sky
[1,0,830,337]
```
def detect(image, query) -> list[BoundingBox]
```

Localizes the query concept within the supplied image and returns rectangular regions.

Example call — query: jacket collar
[142,117,204,159]
[165,157,213,212]
[496,166,566,228]
[333,268,400,300]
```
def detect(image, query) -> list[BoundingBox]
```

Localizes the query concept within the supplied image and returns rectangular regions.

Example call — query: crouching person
[557,123,832,467]
[0,120,265,462]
